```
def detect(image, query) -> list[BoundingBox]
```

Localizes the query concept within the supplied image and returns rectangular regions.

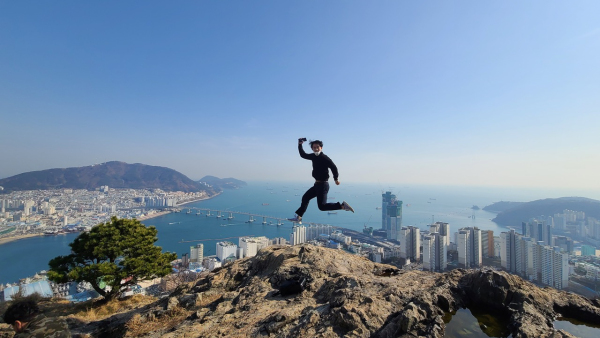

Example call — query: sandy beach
[136,192,221,221]
[137,210,173,221]
[176,191,221,206]
[0,233,44,245]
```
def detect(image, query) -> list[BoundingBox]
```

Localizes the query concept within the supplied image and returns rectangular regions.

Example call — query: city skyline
[2,1,600,191]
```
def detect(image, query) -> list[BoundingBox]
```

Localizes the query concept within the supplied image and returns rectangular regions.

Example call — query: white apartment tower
[238,236,269,258]
[429,222,450,247]
[306,224,333,241]
[541,246,569,289]
[500,229,518,272]
[216,241,237,261]
[399,226,420,262]
[239,237,258,258]
[190,243,204,263]
[423,232,447,272]
[457,227,482,268]
[290,225,306,245]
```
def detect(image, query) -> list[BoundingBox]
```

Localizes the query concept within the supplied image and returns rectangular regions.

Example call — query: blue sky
[1,1,599,192]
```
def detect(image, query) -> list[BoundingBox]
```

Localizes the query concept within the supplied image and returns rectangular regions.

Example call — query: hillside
[51,245,599,337]
[198,175,247,190]
[491,197,600,227]
[482,201,526,213]
[0,161,215,194]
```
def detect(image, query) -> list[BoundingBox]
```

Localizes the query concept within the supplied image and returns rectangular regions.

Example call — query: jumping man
[288,138,354,223]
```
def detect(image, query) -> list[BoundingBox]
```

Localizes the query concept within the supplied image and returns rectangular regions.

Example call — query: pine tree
[48,217,177,300]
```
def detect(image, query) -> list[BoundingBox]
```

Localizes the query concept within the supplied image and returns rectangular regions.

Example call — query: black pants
[295,182,341,217]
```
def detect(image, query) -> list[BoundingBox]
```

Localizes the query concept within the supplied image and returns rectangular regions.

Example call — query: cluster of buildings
[3,188,599,302]
[377,191,600,291]
[0,187,209,239]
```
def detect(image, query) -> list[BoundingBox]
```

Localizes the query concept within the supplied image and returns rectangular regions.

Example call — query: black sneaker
[341,201,354,213]
[287,215,302,223]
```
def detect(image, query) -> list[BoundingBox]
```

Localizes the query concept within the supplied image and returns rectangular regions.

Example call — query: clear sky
[1,1,599,192]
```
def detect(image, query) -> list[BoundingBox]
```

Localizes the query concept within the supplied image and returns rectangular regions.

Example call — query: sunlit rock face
[75,244,600,337]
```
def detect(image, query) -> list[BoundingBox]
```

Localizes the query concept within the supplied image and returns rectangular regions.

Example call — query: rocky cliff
[71,245,600,337]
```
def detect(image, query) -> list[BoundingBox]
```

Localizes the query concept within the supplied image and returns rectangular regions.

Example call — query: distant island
[0,161,217,194]
[483,197,600,227]
[198,176,247,190]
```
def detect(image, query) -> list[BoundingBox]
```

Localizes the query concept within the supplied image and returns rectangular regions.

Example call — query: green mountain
[0,161,215,194]
[491,197,600,226]
[482,201,526,213]
[198,176,247,190]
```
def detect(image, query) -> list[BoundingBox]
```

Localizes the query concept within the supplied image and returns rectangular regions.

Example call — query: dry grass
[69,294,157,321]
[124,305,190,337]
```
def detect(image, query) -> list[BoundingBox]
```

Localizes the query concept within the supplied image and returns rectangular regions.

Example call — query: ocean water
[1,181,596,285]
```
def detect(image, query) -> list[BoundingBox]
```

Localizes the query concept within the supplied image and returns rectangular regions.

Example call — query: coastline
[0,193,224,245]
[176,191,222,206]
[137,191,222,221]
[0,233,43,245]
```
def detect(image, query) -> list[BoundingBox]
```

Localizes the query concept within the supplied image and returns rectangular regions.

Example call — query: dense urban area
[1,188,600,303]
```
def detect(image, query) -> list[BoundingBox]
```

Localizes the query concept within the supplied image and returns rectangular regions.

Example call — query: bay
[1,181,596,285]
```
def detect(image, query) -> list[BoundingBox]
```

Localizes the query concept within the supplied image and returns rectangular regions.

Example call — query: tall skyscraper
[399,226,420,262]
[382,191,402,241]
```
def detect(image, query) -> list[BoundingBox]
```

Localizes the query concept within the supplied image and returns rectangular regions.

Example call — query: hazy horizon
[2,1,599,191]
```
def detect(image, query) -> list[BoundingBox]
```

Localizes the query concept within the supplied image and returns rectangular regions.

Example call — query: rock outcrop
[72,245,600,337]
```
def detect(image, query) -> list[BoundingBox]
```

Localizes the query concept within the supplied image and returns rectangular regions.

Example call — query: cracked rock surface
[74,244,600,337]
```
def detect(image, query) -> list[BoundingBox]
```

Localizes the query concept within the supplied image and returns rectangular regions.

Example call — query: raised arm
[298,140,311,160]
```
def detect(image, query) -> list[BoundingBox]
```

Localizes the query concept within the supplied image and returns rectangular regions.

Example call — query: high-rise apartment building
[587,217,600,240]
[581,245,596,256]
[290,225,306,245]
[239,237,258,258]
[216,241,237,261]
[382,191,402,241]
[422,232,447,272]
[541,246,569,290]
[306,224,333,241]
[500,229,518,272]
[553,236,574,253]
[502,228,570,289]
[190,243,204,263]
[480,230,494,258]
[457,227,482,268]
[429,222,450,247]
[398,226,420,262]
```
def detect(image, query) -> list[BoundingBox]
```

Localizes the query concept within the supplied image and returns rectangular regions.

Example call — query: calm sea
[1,182,597,285]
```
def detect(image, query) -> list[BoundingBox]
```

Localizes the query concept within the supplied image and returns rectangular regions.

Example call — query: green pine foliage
[48,217,177,300]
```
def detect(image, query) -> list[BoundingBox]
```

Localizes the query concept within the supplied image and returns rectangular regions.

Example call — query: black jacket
[298,144,339,182]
